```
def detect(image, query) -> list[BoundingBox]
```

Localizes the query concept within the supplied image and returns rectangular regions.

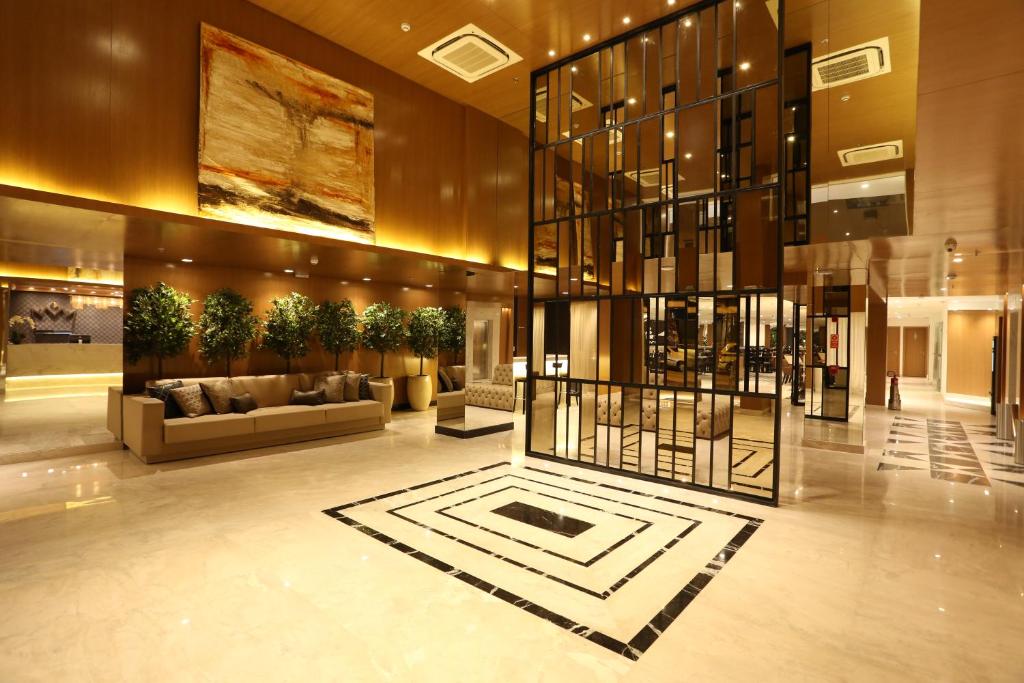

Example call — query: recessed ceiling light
[954,252,962,257]
[340,280,349,285]
[861,182,870,189]
[622,16,631,25]
[570,65,577,73]
[683,17,692,27]
[668,0,676,5]
[845,232,851,237]
[426,284,434,288]
[787,135,795,142]
[402,287,409,292]
[832,209,839,214]
[739,61,751,71]
[284,269,294,273]
[180,258,192,263]
[952,256,963,263]
[583,33,592,42]
[561,291,569,295]
[569,277,578,281]
[627,97,637,105]
[362,277,372,282]
[513,284,519,289]
[840,94,851,102]
[548,49,555,57]
[400,22,411,32]
[666,131,675,138]
[684,152,693,159]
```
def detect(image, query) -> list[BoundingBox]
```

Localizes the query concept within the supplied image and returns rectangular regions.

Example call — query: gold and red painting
[198,25,375,243]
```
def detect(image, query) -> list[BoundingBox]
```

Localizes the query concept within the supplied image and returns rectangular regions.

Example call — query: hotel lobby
[0,0,1022,680]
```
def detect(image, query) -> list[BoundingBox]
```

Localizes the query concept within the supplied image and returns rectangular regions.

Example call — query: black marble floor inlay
[490,500,594,538]
[322,461,762,661]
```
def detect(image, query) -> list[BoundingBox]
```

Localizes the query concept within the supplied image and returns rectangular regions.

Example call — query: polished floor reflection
[0,386,1021,680]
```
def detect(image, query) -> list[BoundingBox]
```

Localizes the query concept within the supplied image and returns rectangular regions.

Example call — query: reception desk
[7,343,122,377]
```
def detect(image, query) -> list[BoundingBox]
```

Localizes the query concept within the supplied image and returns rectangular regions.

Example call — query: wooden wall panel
[124,257,465,405]
[947,311,998,397]
[0,0,527,269]
[865,296,887,406]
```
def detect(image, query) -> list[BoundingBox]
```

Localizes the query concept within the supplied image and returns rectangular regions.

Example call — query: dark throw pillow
[358,374,371,400]
[146,380,185,419]
[438,368,453,393]
[315,373,346,403]
[230,393,258,414]
[290,388,326,406]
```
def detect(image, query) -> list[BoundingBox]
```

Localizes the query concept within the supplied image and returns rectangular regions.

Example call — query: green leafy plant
[439,306,466,361]
[198,288,260,376]
[317,299,360,371]
[124,282,196,378]
[407,306,445,376]
[8,315,35,345]
[261,292,317,373]
[361,301,405,378]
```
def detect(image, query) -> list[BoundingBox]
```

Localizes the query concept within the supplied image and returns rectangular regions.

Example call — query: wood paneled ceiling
[249,0,919,187]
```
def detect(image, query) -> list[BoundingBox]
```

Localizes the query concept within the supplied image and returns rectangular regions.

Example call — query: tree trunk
[419,355,424,376]
[379,352,385,378]
[335,351,340,372]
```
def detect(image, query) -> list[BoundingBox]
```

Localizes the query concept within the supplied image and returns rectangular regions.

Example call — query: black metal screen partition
[526,0,785,505]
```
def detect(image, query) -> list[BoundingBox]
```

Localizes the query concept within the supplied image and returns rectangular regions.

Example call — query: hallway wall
[946,310,999,397]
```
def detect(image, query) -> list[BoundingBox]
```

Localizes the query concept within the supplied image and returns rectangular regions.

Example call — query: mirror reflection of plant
[360,301,405,378]
[439,306,466,362]
[316,299,360,371]
[407,306,445,376]
[7,315,35,345]
[198,288,260,377]
[261,292,317,373]
[124,282,196,379]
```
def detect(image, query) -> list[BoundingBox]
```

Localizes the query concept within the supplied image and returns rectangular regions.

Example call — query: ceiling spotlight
[952,256,963,263]
[402,287,410,292]
[362,277,372,282]
[666,131,675,138]
[668,0,676,5]
[283,269,294,273]
[739,61,751,71]
[340,280,349,285]
[570,65,577,73]
[627,97,637,105]
[787,135,796,142]
[426,284,434,288]
[622,16,631,25]
[845,232,851,237]
[583,33,592,42]
[309,255,319,265]
[180,258,192,263]
[684,152,692,159]
[683,17,692,27]
[548,49,556,57]
[861,182,870,189]
[840,94,851,102]
[400,22,411,32]
[832,209,839,214]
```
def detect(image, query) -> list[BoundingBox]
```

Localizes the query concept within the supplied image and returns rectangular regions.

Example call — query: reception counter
[7,343,122,377]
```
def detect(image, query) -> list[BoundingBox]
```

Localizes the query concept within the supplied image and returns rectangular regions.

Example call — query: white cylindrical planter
[372,376,395,409]
[407,374,432,412]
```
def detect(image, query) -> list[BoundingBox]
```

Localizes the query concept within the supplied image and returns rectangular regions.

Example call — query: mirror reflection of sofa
[111,372,393,464]
[439,363,515,411]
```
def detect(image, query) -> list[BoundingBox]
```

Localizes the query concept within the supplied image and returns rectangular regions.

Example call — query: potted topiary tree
[198,288,259,376]
[439,306,467,364]
[261,292,317,373]
[406,306,445,411]
[361,301,405,381]
[316,299,360,371]
[124,282,196,379]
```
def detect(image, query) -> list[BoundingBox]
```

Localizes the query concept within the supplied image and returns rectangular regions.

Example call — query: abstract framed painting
[198,24,375,244]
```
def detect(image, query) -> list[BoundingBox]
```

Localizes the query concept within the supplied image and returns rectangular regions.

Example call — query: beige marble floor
[0,393,117,465]
[0,387,1021,682]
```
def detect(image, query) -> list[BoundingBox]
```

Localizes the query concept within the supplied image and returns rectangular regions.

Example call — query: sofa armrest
[107,386,124,441]
[123,396,165,461]
[369,381,393,423]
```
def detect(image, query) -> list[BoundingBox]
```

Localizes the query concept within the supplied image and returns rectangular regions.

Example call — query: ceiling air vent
[811,37,891,91]
[837,139,903,167]
[535,88,593,124]
[417,23,522,83]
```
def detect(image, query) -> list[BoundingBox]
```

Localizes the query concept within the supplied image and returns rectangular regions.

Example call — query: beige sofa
[464,364,515,411]
[114,372,393,464]
[596,390,729,439]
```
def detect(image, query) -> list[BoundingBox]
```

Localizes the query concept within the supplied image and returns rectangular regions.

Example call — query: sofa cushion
[147,381,184,419]
[229,375,300,408]
[248,405,325,433]
[343,373,362,401]
[200,381,233,415]
[438,368,453,393]
[492,364,514,386]
[299,370,342,392]
[446,365,466,390]
[170,384,212,418]
[323,400,382,424]
[230,393,258,414]
[465,382,514,411]
[164,413,255,444]
[314,374,346,403]
[290,388,326,406]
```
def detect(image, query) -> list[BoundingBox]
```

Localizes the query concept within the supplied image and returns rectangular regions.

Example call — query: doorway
[886,326,902,375]
[901,326,929,378]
